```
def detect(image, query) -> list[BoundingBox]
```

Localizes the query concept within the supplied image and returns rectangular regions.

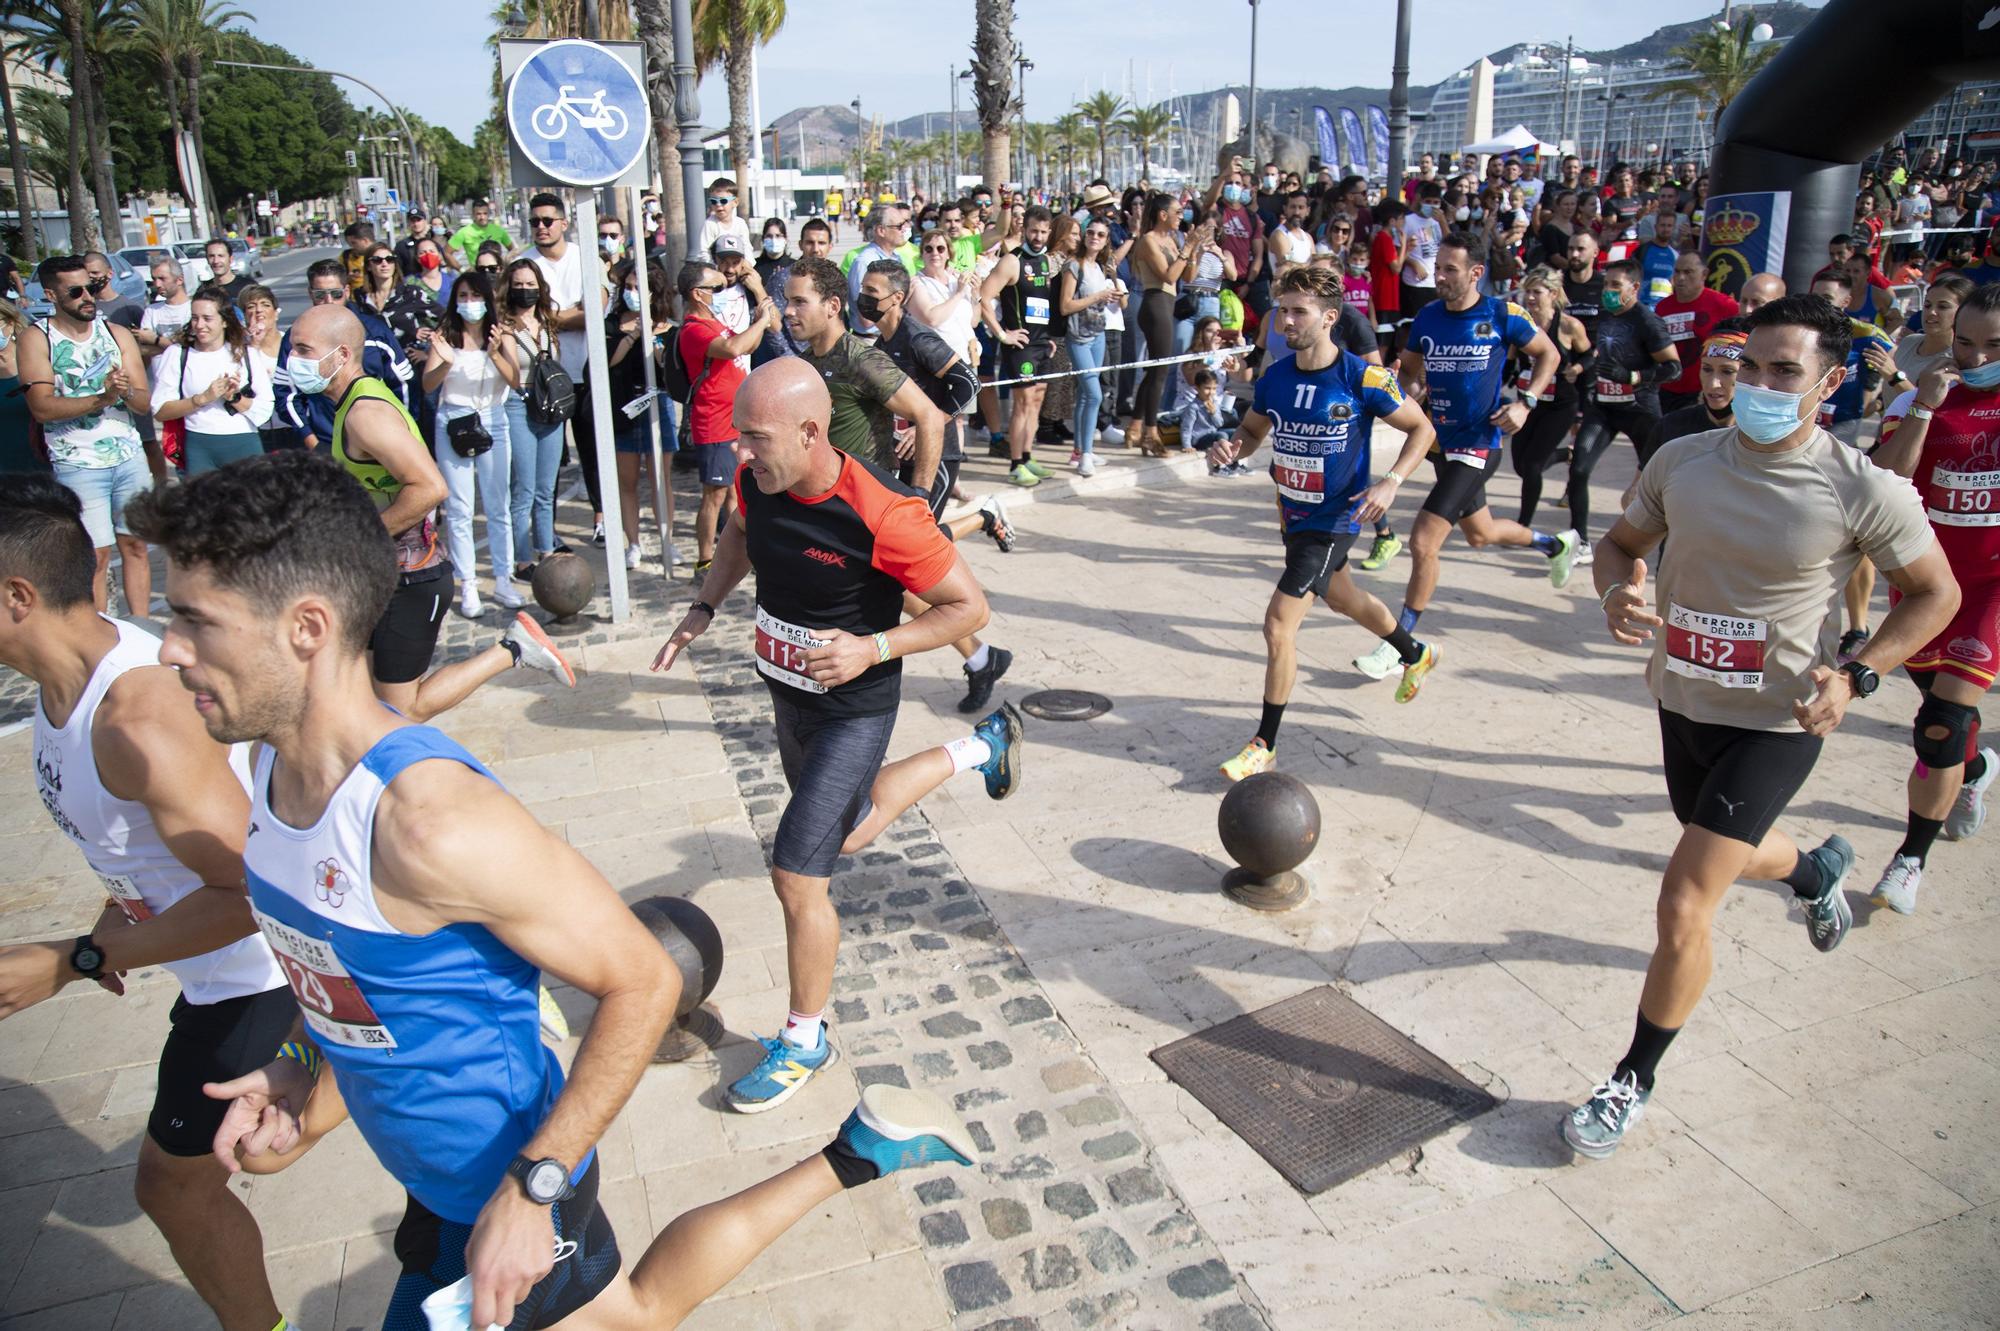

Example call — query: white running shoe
[492,582,526,610]
[457,588,485,619]
[1869,853,1923,915]
[1099,424,1125,446]
[1353,638,1401,680]
[1945,746,1997,841]
[625,541,643,570]
[504,612,576,687]
[1078,454,1099,477]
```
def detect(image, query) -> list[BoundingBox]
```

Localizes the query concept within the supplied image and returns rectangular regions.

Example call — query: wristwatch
[690,600,716,619]
[506,1154,575,1205]
[1839,659,1880,699]
[69,935,105,980]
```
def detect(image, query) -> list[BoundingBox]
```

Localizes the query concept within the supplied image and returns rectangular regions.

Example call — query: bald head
[735,359,836,495]
[293,304,364,358]
[1739,272,1786,315]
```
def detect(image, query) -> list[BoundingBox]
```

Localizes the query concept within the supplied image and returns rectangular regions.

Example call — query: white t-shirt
[698,213,753,258]
[1400,214,1441,288]
[139,299,192,370]
[149,343,275,434]
[528,243,589,378]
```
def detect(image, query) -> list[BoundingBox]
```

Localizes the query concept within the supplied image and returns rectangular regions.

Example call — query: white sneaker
[625,541,643,570]
[1099,424,1125,446]
[503,612,577,687]
[492,582,525,610]
[457,588,485,619]
[1353,638,1401,680]
[1574,539,1594,565]
[1869,853,1923,915]
[1078,454,1098,477]
[1945,746,1997,841]
[662,543,684,567]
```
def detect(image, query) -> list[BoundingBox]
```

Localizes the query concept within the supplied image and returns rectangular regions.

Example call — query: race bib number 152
[1665,603,1767,688]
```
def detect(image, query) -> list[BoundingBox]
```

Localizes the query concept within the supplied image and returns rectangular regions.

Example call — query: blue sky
[236,1,1793,143]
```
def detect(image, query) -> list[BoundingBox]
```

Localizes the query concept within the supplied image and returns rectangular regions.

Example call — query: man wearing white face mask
[1565,294,1959,1162]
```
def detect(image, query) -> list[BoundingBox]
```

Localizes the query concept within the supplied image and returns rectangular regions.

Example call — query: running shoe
[1837,627,1871,665]
[1548,529,1581,590]
[1358,533,1403,571]
[1021,458,1052,479]
[624,541,643,570]
[988,436,1010,458]
[1394,642,1441,704]
[727,1031,840,1114]
[1944,747,1996,841]
[537,985,570,1043]
[1562,1070,1648,1160]
[1069,448,1082,467]
[1220,737,1275,783]
[1869,853,1923,915]
[493,582,526,611]
[692,558,713,580]
[1353,639,1401,680]
[512,562,538,585]
[591,521,607,548]
[1801,834,1855,952]
[1009,463,1041,488]
[457,589,485,620]
[972,701,1024,800]
[1078,454,1099,477]
[958,647,1013,714]
[830,1084,978,1178]
[978,496,1016,552]
[505,612,578,687]
[1099,424,1125,446]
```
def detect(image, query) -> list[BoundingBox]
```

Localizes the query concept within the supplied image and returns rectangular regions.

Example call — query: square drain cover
[1151,985,1500,1195]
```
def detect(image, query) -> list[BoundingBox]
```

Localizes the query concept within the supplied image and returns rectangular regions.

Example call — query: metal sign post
[632,184,673,583]
[502,37,652,622]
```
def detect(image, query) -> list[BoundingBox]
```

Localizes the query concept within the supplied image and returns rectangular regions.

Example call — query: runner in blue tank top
[1356,233,1583,685]
[1207,267,1444,782]
[129,453,977,1331]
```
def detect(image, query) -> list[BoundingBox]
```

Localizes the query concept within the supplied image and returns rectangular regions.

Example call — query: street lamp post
[852,96,864,192]
[1245,0,1260,170]
[1387,0,1413,195]
[1015,54,1033,190]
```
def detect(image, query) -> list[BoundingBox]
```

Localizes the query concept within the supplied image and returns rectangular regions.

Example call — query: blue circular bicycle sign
[507,39,651,187]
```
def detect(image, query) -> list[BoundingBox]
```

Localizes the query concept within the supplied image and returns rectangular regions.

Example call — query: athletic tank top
[1001,248,1061,341]
[243,725,573,1224]
[331,376,442,574]
[35,316,142,469]
[32,618,282,1005]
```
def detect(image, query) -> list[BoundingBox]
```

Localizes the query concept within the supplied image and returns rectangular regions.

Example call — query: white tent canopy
[1461,124,1556,156]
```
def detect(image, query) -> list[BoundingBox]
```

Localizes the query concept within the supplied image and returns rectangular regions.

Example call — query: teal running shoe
[831,1085,979,1178]
[727,1031,838,1114]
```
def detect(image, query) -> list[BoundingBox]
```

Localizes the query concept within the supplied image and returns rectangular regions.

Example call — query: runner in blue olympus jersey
[1355,232,1582,684]
[1209,266,1443,782]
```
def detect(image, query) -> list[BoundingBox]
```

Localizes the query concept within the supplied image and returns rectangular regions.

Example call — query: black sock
[1780,849,1824,898]
[499,636,522,665]
[1967,750,1988,786]
[821,1140,879,1189]
[1613,1012,1680,1092]
[1385,626,1423,665]
[1898,811,1946,866]
[1256,700,1285,751]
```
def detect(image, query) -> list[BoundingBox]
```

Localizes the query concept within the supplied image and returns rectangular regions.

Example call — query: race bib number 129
[253,910,397,1049]
[1665,603,1767,688]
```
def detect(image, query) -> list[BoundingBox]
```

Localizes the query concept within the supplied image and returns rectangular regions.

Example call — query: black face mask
[856,292,889,322]
[507,289,539,310]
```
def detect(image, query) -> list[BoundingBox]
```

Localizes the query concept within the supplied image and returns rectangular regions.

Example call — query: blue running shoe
[972,702,1024,800]
[727,1031,838,1114]
[1802,834,1855,953]
[832,1085,979,1178]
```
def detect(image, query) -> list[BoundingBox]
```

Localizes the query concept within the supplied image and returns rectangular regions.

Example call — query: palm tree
[1650,12,1779,129]
[0,11,44,260]
[15,86,71,209]
[694,0,784,216]
[1118,102,1173,188]
[130,0,248,238]
[1020,122,1052,193]
[630,0,686,263]
[968,0,1016,190]
[1051,111,1084,193]
[1076,90,1125,183]
[11,0,126,249]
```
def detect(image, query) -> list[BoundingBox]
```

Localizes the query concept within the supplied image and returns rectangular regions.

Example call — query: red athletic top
[1654,287,1740,398]
[1368,228,1400,316]
[736,453,958,715]
[1914,384,2000,575]
[678,314,746,444]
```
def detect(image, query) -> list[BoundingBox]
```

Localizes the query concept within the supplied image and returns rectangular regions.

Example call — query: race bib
[754,606,829,694]
[254,909,398,1049]
[100,872,152,924]
[1272,451,1325,504]
[1665,603,1767,688]
[1023,295,1051,326]
[1594,377,1635,403]
[1927,465,2000,527]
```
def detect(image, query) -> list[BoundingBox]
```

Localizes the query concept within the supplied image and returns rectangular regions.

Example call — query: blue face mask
[623,288,643,312]
[1419,202,1435,217]
[1963,359,2000,389]
[1732,369,1832,444]
[286,349,339,395]
[1181,208,1196,224]
[0,328,9,352]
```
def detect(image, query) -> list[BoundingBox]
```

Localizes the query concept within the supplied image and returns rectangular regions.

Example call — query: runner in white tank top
[0,474,301,1331]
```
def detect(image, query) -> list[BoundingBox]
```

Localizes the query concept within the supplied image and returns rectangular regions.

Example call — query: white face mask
[455,302,487,323]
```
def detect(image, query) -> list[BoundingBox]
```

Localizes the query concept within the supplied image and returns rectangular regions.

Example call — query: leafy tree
[1651,11,1780,128]
[1118,103,1173,186]
[1076,90,1125,182]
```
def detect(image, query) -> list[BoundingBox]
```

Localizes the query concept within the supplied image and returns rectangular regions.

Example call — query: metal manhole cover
[1020,689,1112,721]
[1150,985,1499,1195]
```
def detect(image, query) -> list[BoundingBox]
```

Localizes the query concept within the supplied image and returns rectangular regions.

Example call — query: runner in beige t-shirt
[1562,295,1961,1161]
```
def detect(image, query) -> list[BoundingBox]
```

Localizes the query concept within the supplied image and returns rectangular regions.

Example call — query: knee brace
[1913,695,1980,770]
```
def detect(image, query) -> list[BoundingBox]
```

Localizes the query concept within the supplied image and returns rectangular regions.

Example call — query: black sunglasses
[59,283,89,299]
[368,255,397,264]
[309,288,346,304]
[694,282,727,293]
[530,216,563,228]
[477,263,502,274]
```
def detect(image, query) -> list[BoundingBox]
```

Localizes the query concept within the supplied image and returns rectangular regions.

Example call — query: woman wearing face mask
[1123,192,1199,455]
[0,298,36,473]
[499,259,568,581]
[150,287,275,475]
[422,269,520,617]
[1175,205,1234,352]
[752,219,795,364]
[606,257,677,572]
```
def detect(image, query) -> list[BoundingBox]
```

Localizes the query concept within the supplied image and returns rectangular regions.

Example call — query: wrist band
[1910,404,1935,420]
[1382,471,1403,486]
[277,1041,323,1079]
[873,631,892,663]
[1599,583,1630,609]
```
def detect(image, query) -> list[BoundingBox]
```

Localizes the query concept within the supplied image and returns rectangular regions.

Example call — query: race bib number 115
[755,607,829,694]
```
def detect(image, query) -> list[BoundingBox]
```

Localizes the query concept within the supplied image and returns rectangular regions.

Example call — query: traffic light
[345,150,357,169]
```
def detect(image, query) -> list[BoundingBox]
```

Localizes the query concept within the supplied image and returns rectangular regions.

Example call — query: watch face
[528,1160,567,1201]
[74,946,103,973]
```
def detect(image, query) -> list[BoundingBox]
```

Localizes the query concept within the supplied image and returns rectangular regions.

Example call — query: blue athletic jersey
[1410,296,1539,455]
[1253,350,1405,534]
[1819,318,1893,427]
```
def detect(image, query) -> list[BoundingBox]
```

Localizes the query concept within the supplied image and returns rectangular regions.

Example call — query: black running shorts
[1420,449,1502,523]
[150,985,298,1157]
[369,567,454,686]
[385,1157,621,1331]
[899,458,962,522]
[1658,706,1823,845]
[1277,528,1361,599]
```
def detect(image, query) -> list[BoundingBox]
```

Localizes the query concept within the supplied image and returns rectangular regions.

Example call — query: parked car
[19,278,51,323]
[171,240,213,289]
[228,237,263,280]
[117,246,173,281]
[101,251,147,306]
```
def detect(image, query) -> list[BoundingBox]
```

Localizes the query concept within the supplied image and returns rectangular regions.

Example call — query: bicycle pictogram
[529,85,631,141]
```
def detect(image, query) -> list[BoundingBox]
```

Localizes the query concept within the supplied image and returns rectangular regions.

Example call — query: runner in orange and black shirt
[651,359,1024,1115]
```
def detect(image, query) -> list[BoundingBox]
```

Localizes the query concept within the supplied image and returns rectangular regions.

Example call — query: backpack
[518,328,576,427]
